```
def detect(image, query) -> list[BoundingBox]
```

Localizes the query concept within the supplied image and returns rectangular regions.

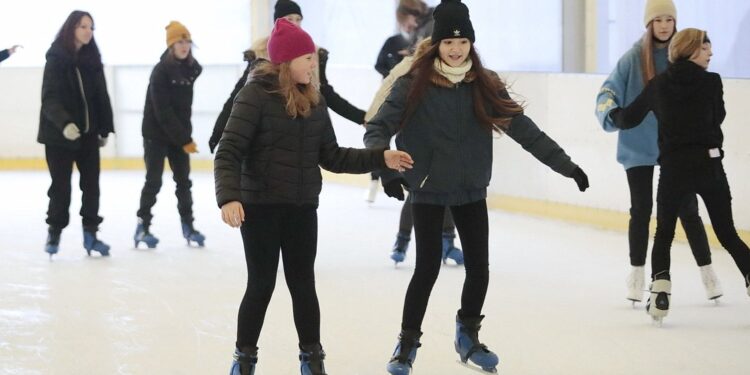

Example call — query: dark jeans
[45,136,102,232]
[236,204,321,349]
[625,165,711,267]
[402,200,489,331]
[398,194,456,238]
[137,138,193,226]
[652,157,750,280]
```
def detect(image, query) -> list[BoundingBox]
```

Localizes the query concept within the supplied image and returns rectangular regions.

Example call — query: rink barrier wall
[2,66,750,245]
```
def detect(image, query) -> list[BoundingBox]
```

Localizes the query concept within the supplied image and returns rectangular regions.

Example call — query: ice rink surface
[1,171,749,375]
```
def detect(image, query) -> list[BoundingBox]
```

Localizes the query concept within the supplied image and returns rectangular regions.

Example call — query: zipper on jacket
[456,83,466,188]
[297,118,305,204]
[419,174,430,188]
[75,67,90,134]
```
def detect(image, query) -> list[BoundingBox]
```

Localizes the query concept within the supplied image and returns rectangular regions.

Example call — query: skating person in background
[208,48,262,154]
[366,0,430,203]
[610,28,750,325]
[214,19,413,375]
[38,10,114,258]
[365,1,588,373]
[367,37,464,267]
[0,44,22,64]
[135,21,204,249]
[208,0,366,155]
[595,0,721,304]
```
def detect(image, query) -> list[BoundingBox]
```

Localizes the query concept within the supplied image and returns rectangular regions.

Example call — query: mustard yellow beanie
[165,21,191,47]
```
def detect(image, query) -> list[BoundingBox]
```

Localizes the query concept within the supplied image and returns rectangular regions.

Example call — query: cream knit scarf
[433,57,473,84]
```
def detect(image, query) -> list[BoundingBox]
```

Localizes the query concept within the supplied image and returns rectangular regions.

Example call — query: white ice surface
[1,171,749,375]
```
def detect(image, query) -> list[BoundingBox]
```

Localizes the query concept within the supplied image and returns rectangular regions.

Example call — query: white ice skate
[365,179,379,203]
[626,266,645,306]
[699,264,723,302]
[646,279,671,327]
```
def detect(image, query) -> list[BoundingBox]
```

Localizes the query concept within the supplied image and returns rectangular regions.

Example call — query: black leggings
[236,204,321,349]
[398,194,456,237]
[652,158,750,280]
[625,166,711,267]
[401,200,489,330]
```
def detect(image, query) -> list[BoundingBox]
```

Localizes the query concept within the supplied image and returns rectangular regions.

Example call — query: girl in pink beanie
[215,18,413,375]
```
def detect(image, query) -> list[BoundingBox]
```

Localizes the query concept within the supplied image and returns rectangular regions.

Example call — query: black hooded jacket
[142,50,202,146]
[611,60,726,163]
[37,42,114,149]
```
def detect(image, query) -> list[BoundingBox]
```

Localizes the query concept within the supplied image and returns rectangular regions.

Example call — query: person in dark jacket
[208,0,366,154]
[134,21,204,249]
[610,29,750,324]
[0,45,21,63]
[595,0,719,305]
[365,1,588,373]
[374,0,421,78]
[215,19,412,375]
[38,10,114,258]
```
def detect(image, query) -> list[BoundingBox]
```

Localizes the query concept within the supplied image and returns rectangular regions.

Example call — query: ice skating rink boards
[1,171,749,375]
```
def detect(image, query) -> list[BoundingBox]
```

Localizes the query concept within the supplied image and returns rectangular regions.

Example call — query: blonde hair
[668,28,709,63]
[252,60,320,119]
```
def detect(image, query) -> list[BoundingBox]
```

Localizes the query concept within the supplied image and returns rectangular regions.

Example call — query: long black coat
[37,42,114,149]
[142,51,202,147]
[214,70,386,208]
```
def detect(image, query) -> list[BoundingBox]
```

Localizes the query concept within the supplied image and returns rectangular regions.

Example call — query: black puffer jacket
[38,42,114,149]
[214,66,387,208]
[142,50,202,146]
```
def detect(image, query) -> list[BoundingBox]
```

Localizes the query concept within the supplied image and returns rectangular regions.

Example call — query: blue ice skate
[442,232,464,265]
[390,233,410,265]
[455,314,499,373]
[386,330,422,375]
[299,343,327,375]
[229,347,257,375]
[45,228,61,257]
[83,230,110,256]
[181,222,205,247]
[134,222,159,249]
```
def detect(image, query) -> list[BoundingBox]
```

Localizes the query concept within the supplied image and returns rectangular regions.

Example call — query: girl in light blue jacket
[595,0,719,304]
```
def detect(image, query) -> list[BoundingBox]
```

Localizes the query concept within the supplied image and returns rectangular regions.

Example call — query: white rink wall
[1,66,749,229]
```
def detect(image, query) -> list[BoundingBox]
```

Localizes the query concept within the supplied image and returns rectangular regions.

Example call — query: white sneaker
[626,266,645,303]
[364,179,378,203]
[699,264,723,300]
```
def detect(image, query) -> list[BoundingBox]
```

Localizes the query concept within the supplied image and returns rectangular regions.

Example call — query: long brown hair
[53,10,102,69]
[640,21,677,86]
[402,42,523,133]
[252,60,320,118]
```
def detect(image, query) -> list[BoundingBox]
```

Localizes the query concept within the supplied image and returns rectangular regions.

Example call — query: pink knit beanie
[267,18,315,64]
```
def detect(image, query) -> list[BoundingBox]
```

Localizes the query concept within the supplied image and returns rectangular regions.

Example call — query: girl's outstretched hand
[384,150,414,173]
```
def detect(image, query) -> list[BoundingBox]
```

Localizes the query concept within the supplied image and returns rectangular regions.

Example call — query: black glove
[317,48,329,85]
[383,178,406,201]
[571,167,589,192]
[608,107,624,129]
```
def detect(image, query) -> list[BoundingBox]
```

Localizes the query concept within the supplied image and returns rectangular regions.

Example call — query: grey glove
[62,123,81,140]
[98,135,108,147]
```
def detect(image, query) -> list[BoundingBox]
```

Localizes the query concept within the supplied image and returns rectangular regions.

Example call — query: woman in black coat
[215,19,412,375]
[611,28,750,324]
[38,10,114,258]
[134,21,204,249]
